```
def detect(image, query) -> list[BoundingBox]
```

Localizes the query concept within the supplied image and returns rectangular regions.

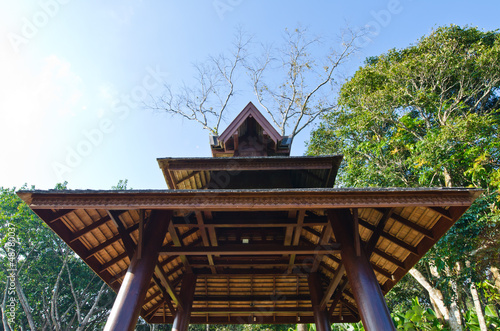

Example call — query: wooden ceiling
[17,188,481,324]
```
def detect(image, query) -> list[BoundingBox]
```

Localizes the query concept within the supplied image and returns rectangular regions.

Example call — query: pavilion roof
[17,187,481,324]
[157,155,343,189]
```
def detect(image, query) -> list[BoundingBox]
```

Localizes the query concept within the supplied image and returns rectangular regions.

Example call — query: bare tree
[150,27,360,141]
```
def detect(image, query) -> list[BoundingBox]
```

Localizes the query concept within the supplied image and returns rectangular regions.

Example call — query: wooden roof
[157,156,343,190]
[218,102,282,145]
[210,102,291,157]
[17,187,481,324]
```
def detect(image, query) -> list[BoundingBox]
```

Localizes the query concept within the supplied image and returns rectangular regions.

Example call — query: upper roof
[210,102,291,157]
[157,155,343,190]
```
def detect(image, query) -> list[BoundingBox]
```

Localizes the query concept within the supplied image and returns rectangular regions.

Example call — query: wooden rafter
[195,211,216,274]
[69,214,111,243]
[288,210,305,272]
[108,210,136,259]
[168,222,193,273]
[151,274,176,315]
[320,264,345,310]
[358,218,419,255]
[364,208,394,255]
[328,277,348,318]
[311,223,333,271]
[154,265,182,309]
[85,223,139,259]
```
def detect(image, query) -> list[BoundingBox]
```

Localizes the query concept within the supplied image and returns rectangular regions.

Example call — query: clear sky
[0,0,498,190]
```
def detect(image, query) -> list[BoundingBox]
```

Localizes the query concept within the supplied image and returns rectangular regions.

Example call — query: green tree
[307,25,500,331]
[0,185,115,330]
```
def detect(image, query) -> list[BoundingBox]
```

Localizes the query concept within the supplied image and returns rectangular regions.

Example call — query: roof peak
[211,102,291,157]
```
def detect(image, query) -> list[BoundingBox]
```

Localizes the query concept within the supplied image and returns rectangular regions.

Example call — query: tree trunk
[297,324,308,331]
[76,282,107,331]
[430,296,444,320]
[15,273,36,331]
[445,264,462,331]
[491,267,500,291]
[1,281,12,331]
[409,268,450,321]
[466,261,487,331]
[470,281,487,331]
[443,167,453,187]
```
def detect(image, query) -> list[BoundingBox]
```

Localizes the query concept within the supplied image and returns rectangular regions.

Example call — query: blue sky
[0,0,498,190]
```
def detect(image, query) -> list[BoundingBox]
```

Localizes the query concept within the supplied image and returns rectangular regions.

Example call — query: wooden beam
[429,207,452,220]
[192,268,308,276]
[154,265,182,309]
[85,223,139,259]
[192,294,311,302]
[171,215,328,228]
[288,210,305,272]
[144,275,183,315]
[148,315,359,325]
[151,274,176,315]
[364,208,393,255]
[168,222,193,273]
[138,210,144,259]
[311,223,333,272]
[108,210,136,259]
[42,209,74,223]
[320,264,345,310]
[372,248,406,269]
[328,278,348,317]
[160,244,341,256]
[25,188,480,211]
[308,272,332,331]
[172,273,197,331]
[99,252,128,273]
[175,171,201,186]
[358,218,418,255]
[389,212,434,239]
[190,307,312,313]
[195,212,216,274]
[104,210,172,331]
[69,215,112,243]
[352,208,361,256]
[204,211,219,257]
[328,209,395,331]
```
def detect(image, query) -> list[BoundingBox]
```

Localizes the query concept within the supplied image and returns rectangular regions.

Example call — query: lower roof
[17,188,481,324]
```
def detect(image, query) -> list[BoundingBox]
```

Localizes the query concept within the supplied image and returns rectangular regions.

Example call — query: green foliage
[465,305,500,330]
[307,24,500,328]
[392,298,445,331]
[111,179,130,190]
[0,186,114,329]
[308,25,500,189]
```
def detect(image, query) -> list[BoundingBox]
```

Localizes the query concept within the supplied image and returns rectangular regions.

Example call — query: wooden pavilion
[18,102,482,331]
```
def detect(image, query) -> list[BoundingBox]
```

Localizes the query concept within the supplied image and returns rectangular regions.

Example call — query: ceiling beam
[159,243,341,256]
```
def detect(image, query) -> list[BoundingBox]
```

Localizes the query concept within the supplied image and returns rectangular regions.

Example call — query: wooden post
[172,273,197,331]
[104,210,172,331]
[328,209,396,331]
[308,272,332,331]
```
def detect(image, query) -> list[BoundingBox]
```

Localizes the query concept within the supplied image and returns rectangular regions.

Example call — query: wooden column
[328,209,396,331]
[172,273,197,331]
[308,272,332,331]
[104,210,172,331]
